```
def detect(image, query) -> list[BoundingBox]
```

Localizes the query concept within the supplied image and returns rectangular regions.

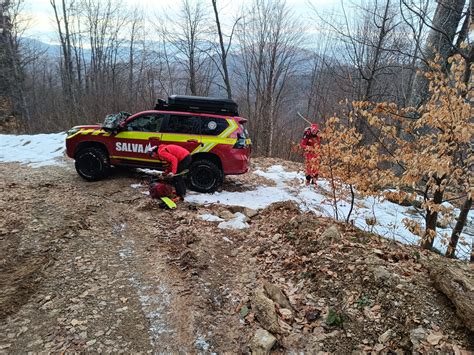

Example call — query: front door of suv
[111,113,164,165]
[159,114,202,153]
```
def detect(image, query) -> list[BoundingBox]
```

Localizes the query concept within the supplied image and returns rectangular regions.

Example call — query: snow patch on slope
[190,165,473,260]
[218,212,249,230]
[186,185,298,209]
[199,214,224,222]
[0,133,66,167]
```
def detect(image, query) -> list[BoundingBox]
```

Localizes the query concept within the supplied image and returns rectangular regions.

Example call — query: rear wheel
[75,147,111,181]
[187,159,223,193]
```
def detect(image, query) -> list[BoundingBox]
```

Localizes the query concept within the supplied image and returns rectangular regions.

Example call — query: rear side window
[201,117,229,136]
[162,115,201,135]
[126,114,164,132]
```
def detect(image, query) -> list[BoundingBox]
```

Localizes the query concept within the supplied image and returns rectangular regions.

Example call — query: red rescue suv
[65,95,251,193]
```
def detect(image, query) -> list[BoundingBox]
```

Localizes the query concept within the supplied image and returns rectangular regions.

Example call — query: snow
[192,164,473,260]
[186,186,298,209]
[130,183,143,189]
[136,168,163,176]
[254,165,301,186]
[218,213,249,230]
[199,214,224,222]
[0,133,66,167]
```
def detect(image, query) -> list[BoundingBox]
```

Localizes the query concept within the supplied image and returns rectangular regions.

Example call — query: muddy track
[0,162,251,352]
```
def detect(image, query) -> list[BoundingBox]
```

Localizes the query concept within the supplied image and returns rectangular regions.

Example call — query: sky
[22,0,341,44]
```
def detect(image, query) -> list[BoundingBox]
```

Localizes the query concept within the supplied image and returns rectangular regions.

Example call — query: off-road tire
[75,147,111,181]
[187,159,223,193]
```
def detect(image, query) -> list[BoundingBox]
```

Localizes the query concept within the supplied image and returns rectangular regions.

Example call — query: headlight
[66,127,80,137]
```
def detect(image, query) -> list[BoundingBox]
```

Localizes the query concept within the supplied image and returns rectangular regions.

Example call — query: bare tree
[0,0,30,127]
[210,0,240,98]
[50,0,77,115]
[236,0,304,156]
[158,0,213,96]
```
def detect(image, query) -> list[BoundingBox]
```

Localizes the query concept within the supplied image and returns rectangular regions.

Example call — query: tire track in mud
[109,212,197,352]
[114,222,175,347]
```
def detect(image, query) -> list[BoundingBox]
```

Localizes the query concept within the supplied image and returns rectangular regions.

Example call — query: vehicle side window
[126,114,164,132]
[200,117,229,136]
[161,115,201,135]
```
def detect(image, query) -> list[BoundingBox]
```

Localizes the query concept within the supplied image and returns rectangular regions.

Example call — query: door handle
[187,139,198,143]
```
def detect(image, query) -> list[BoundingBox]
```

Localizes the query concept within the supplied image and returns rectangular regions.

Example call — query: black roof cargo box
[155,95,239,116]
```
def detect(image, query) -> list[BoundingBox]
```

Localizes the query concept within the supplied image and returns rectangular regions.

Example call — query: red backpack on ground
[149,182,174,199]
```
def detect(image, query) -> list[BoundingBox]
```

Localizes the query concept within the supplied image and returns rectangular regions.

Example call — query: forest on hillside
[0,0,471,153]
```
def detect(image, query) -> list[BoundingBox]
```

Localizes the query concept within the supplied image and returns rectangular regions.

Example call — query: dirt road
[0,162,254,352]
[1,160,473,353]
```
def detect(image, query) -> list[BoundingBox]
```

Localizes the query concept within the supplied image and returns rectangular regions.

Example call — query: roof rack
[154,95,239,116]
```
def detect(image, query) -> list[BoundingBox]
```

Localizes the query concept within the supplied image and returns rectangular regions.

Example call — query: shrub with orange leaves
[314,54,473,252]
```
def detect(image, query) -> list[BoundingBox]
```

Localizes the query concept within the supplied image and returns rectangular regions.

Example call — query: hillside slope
[0,135,472,352]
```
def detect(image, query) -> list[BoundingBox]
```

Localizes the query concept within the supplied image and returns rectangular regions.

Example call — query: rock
[86,339,97,346]
[320,225,340,240]
[79,331,88,339]
[228,206,245,214]
[271,234,281,243]
[426,333,443,346]
[252,289,280,334]
[250,329,277,354]
[378,329,392,344]
[244,207,258,218]
[373,266,399,285]
[219,210,236,220]
[279,308,293,322]
[410,327,427,350]
[263,281,292,310]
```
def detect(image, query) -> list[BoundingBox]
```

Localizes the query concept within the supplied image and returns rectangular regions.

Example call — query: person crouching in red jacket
[149,144,192,199]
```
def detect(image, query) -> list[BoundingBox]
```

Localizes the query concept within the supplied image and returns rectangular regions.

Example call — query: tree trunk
[409,0,466,107]
[0,0,30,127]
[446,197,472,258]
[421,186,444,250]
[211,0,232,99]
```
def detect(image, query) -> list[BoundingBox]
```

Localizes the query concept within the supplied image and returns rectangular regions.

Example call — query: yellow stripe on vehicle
[160,133,201,143]
[202,142,217,152]
[218,119,238,138]
[80,129,95,135]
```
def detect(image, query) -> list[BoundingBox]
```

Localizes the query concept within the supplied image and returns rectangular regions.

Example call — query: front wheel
[187,160,223,193]
[75,147,111,181]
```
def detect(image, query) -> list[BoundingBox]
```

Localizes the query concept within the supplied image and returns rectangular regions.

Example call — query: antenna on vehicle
[297,112,312,125]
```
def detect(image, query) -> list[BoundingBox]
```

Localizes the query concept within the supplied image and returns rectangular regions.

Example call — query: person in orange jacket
[149,144,192,199]
[300,123,320,186]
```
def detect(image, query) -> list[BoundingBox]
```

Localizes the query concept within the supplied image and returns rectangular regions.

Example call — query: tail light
[233,133,248,149]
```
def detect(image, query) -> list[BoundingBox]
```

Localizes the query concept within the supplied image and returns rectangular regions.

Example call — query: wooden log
[427,261,474,332]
